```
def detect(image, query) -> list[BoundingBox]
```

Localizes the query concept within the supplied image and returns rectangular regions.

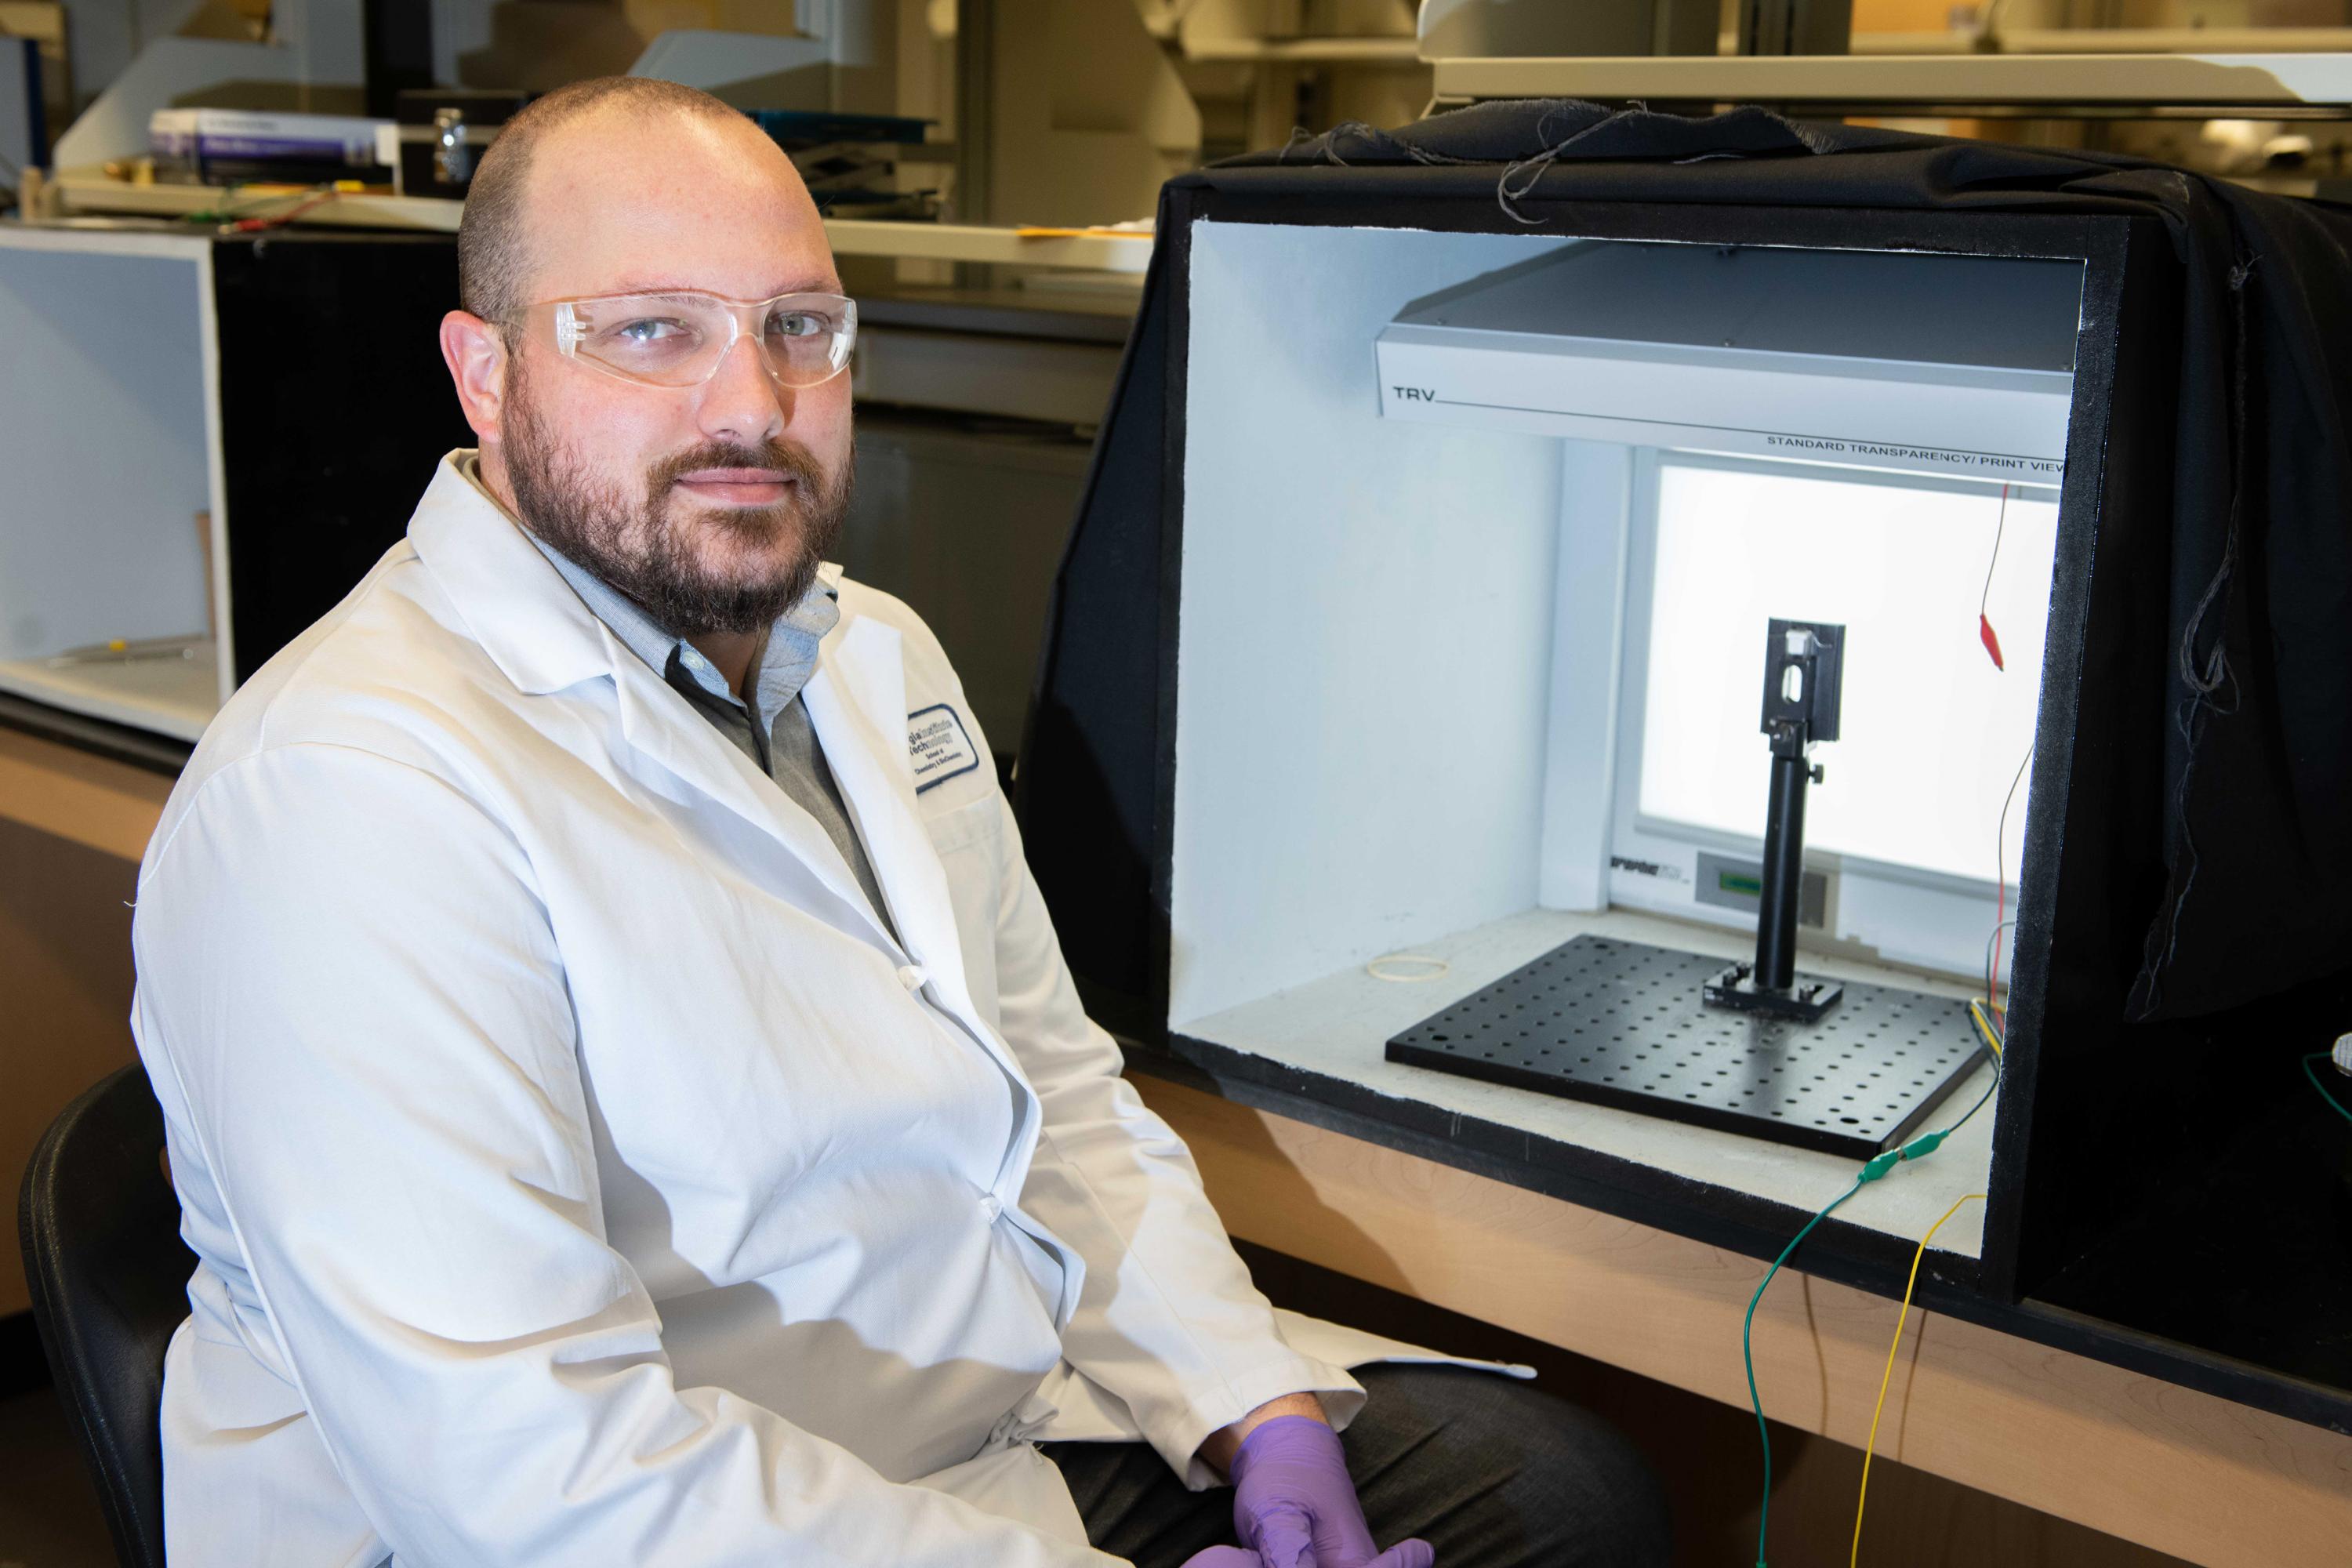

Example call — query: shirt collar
[459,453,841,718]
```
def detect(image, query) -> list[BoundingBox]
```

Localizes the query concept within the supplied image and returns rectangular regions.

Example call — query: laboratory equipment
[1015,103,2352,1429]
[1703,618,1846,1023]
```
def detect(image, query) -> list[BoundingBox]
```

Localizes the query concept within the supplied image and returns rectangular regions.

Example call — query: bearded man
[127,76,1668,1567]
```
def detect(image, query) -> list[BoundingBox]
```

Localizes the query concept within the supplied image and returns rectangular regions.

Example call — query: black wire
[1988,744,2031,1005]
[1994,746,2031,869]
[1943,1044,2004,1138]
[1936,1004,2007,1142]
[1981,919,2016,1011]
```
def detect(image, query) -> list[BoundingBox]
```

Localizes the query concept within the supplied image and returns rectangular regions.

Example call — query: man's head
[440,78,852,638]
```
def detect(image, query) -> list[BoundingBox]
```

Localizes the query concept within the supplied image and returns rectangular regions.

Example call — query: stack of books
[149,109,394,187]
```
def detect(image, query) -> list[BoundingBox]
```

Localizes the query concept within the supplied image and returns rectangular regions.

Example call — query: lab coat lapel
[606,650,900,952]
[802,619,985,1037]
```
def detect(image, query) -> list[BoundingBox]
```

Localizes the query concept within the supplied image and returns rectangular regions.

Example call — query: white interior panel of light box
[0,231,225,739]
[1537,438,1634,913]
[1171,222,1581,1029]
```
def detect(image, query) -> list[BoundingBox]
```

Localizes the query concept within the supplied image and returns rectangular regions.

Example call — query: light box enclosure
[1171,207,2120,1293]
[1026,187,2352,1422]
[1020,187,2199,1323]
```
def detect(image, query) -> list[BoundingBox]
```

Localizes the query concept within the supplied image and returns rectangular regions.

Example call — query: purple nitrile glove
[1226,1415,1435,1568]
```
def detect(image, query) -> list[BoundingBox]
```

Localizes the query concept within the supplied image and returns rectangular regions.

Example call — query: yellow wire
[1850,1192,1987,1568]
[1966,998,2004,1059]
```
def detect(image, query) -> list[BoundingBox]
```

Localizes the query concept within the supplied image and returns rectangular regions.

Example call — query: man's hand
[1221,1415,1435,1568]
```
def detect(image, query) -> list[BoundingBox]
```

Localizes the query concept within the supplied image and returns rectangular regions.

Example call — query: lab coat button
[978,1194,1002,1222]
[896,964,927,991]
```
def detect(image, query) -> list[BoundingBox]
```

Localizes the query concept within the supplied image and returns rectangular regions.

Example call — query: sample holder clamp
[1705,618,1847,1023]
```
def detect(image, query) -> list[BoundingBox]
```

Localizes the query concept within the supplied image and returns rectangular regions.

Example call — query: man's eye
[612,318,691,344]
[766,311,826,339]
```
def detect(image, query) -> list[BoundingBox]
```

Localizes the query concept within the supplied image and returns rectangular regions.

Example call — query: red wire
[1978,485,2009,670]
[230,191,335,231]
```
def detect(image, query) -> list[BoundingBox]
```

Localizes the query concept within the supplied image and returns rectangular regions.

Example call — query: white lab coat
[129,455,1490,1567]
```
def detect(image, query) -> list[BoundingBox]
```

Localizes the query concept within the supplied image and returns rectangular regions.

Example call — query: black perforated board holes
[1385,935,1987,1160]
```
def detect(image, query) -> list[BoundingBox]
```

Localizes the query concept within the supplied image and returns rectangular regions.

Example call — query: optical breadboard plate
[1385,935,1987,1160]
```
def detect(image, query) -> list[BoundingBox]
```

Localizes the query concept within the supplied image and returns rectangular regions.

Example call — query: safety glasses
[533,289,858,389]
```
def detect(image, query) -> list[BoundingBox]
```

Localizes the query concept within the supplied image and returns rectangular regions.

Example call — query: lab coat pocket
[920,792,1005,859]
[922,793,1011,1022]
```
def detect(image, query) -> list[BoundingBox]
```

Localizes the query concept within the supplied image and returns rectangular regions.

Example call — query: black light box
[1016,109,2352,1434]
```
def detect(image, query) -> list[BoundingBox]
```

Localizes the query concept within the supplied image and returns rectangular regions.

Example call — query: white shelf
[1431,50,2352,110]
[0,648,222,742]
[1855,26,2352,56]
[45,173,1155,272]
[1181,35,1421,65]
[49,172,464,230]
[828,220,1153,274]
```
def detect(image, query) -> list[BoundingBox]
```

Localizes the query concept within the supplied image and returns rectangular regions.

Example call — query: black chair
[18,1064,195,1568]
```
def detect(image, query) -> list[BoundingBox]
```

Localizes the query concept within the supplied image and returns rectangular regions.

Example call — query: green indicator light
[1719,872,1763,897]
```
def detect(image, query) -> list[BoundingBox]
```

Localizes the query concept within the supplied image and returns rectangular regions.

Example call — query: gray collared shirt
[463,460,894,935]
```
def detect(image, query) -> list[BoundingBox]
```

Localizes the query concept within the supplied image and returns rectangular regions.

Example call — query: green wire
[1746,1032,2346,1566]
[1744,1171,1865,1568]
[1750,1042,2339,1568]
[1746,1014,2005,1566]
[2303,1052,2352,1126]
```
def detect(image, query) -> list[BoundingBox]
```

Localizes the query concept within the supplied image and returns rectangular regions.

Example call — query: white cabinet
[0,227,228,741]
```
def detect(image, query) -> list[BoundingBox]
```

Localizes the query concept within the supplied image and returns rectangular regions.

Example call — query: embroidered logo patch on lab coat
[908,704,981,793]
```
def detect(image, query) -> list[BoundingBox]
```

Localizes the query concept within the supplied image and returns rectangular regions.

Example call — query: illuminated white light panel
[1638,459,2059,886]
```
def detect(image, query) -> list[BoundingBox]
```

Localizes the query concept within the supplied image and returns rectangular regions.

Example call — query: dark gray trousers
[1042,1364,1671,1568]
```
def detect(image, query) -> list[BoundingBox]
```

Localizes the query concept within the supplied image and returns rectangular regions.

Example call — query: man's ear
[440,310,509,444]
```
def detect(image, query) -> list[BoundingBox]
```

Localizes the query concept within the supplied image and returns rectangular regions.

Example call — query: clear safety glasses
[535,290,858,390]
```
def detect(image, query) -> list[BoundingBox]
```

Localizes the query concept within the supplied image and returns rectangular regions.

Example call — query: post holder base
[1704,961,1845,1023]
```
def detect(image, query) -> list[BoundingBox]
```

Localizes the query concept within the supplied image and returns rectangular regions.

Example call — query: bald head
[456,78,810,327]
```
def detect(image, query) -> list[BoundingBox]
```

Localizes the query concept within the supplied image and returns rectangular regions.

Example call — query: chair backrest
[17,1064,196,1568]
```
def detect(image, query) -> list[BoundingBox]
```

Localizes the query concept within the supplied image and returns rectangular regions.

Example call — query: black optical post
[1705,619,1846,1023]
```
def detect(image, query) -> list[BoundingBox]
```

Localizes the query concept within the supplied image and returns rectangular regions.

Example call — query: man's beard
[503,366,853,638]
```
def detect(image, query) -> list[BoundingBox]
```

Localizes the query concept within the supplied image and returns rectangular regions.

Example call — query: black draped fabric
[1022,100,2352,1025]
